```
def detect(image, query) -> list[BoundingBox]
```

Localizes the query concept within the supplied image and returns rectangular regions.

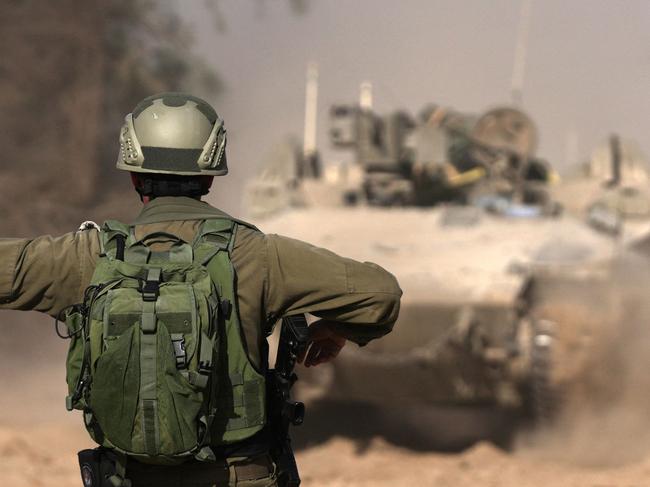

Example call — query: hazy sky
[175,0,649,211]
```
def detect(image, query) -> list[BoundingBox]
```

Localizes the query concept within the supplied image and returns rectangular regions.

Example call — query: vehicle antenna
[303,62,319,158]
[511,0,533,106]
[360,81,373,110]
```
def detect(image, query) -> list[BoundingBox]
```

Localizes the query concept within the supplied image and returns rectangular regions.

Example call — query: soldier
[0,93,401,487]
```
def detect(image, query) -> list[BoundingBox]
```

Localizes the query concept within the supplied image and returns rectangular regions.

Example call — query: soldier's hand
[299,320,347,367]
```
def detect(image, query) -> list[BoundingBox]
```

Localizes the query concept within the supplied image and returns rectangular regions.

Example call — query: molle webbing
[141,268,161,455]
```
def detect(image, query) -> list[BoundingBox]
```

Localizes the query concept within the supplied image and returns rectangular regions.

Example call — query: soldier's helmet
[116,93,227,176]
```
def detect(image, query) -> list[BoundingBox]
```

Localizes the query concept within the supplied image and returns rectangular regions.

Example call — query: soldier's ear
[129,173,147,202]
[129,172,141,189]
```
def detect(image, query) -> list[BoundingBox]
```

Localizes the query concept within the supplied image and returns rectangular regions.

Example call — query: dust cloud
[517,247,650,469]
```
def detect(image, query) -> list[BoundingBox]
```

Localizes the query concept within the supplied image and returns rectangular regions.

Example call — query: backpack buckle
[220,299,232,318]
[141,280,160,302]
[141,268,161,302]
[198,360,213,375]
[171,334,187,369]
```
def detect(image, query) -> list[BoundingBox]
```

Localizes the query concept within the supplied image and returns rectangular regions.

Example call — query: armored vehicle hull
[255,205,635,415]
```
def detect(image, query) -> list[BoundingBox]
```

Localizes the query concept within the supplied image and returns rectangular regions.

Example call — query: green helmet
[116,92,227,176]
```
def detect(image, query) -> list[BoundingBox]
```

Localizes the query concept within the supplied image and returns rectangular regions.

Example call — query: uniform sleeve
[0,230,100,317]
[265,234,402,346]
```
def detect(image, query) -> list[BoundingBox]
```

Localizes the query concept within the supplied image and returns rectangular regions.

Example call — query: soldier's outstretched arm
[264,234,402,347]
[0,229,100,317]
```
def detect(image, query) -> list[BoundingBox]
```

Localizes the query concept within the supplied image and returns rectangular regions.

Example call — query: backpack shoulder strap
[229,217,259,232]
[192,219,236,265]
[103,219,131,236]
[99,220,134,260]
[192,215,259,260]
[195,217,257,240]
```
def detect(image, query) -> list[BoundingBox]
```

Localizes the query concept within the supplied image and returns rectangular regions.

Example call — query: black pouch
[78,448,129,487]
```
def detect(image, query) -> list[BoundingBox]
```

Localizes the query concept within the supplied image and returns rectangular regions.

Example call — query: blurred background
[1,1,649,486]
[1,0,648,234]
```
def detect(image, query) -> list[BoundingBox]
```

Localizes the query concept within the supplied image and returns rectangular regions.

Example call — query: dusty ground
[3,418,650,487]
[3,301,650,487]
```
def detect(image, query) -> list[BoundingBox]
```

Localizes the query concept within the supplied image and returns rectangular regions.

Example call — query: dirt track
[3,311,650,486]
[3,422,650,487]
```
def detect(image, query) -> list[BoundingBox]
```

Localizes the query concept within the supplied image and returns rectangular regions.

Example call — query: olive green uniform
[0,196,402,486]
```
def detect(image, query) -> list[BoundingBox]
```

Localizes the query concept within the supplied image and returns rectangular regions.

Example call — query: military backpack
[60,218,266,464]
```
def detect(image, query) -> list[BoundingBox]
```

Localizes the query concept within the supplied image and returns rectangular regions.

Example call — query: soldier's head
[116,92,227,201]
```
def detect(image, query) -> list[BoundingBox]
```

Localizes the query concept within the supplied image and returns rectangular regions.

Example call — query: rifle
[267,314,310,487]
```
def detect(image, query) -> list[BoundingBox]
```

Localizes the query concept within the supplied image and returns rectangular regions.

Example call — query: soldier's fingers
[315,349,338,365]
[299,337,327,364]
[310,341,342,366]
[301,342,319,366]
[297,343,310,364]
[331,333,347,348]
[304,336,346,366]
[320,338,344,356]
[329,345,342,358]
[304,343,323,367]
[307,320,331,341]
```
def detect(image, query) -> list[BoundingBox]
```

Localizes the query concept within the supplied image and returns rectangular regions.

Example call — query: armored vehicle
[245,89,642,424]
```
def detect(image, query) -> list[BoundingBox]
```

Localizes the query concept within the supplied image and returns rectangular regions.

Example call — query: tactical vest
[62,218,266,464]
